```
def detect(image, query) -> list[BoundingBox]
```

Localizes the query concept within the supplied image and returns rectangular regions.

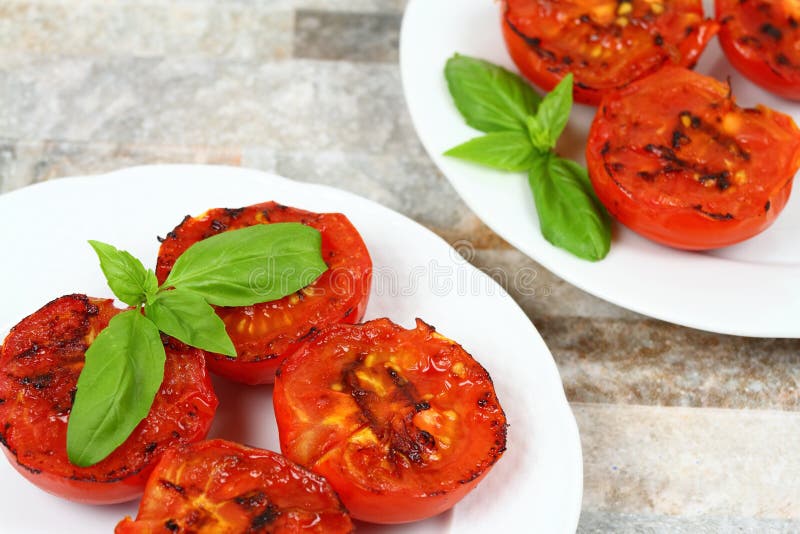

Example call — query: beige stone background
[1,0,799,532]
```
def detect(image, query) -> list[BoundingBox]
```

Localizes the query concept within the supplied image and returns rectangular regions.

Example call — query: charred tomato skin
[156,202,372,386]
[716,0,800,100]
[273,318,507,524]
[502,0,718,105]
[0,294,218,504]
[115,439,353,534]
[586,66,800,249]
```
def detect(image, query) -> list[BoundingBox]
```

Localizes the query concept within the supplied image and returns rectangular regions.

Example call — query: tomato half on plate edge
[155,201,372,386]
[716,0,800,100]
[0,294,218,504]
[115,439,353,534]
[501,0,718,105]
[273,317,507,524]
[586,65,800,250]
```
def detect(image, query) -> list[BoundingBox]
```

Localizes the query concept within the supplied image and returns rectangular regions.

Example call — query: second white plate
[401,0,800,338]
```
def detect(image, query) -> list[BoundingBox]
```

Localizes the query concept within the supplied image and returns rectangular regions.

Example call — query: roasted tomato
[273,318,507,524]
[586,66,800,249]
[0,294,218,504]
[502,0,718,105]
[717,0,800,100]
[156,202,372,386]
[115,439,353,534]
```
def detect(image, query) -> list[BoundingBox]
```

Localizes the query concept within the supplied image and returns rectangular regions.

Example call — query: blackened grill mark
[160,480,186,495]
[342,361,435,467]
[166,231,178,241]
[234,491,267,509]
[210,219,227,232]
[144,442,157,454]
[387,366,405,387]
[224,207,245,219]
[654,34,664,46]
[579,14,591,23]
[672,130,690,149]
[776,53,791,66]
[760,23,783,40]
[414,400,430,412]
[20,373,54,390]
[637,171,656,182]
[164,520,179,532]
[343,307,354,318]
[297,326,318,341]
[699,171,731,191]
[562,55,573,65]
[15,343,39,359]
[679,111,701,128]
[601,141,611,155]
[251,505,280,529]
[790,17,798,29]
[504,16,557,62]
[261,209,272,222]
[157,235,165,243]
[765,200,771,212]
[694,206,734,220]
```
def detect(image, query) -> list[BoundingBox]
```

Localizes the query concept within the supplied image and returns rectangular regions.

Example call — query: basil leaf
[529,153,612,261]
[89,241,158,306]
[526,74,574,151]
[444,131,538,171]
[67,310,166,467]
[445,53,541,133]
[146,288,236,357]
[164,223,328,307]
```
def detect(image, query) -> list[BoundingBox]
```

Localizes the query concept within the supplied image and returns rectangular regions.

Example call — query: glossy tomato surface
[115,439,353,533]
[502,0,718,105]
[586,66,800,249]
[273,318,507,524]
[0,294,218,504]
[717,0,800,100]
[156,202,372,386]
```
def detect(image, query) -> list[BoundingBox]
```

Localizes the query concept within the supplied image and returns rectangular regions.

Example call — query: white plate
[0,165,582,534]
[400,0,800,338]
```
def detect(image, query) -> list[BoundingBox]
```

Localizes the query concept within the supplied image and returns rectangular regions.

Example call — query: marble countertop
[1,1,798,532]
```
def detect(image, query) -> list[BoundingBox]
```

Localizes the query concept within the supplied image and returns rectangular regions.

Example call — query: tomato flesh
[0,294,218,504]
[717,0,800,100]
[156,202,372,385]
[115,439,353,534]
[502,0,718,105]
[586,65,800,249]
[273,318,507,524]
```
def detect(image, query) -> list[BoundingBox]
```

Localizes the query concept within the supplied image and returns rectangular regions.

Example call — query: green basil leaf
[146,288,236,357]
[445,53,541,133]
[164,223,328,307]
[444,131,538,171]
[89,241,158,306]
[527,74,574,151]
[67,310,166,467]
[529,152,612,261]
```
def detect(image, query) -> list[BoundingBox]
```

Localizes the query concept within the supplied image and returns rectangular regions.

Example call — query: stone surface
[0,58,423,156]
[575,403,800,518]
[295,10,401,62]
[578,512,799,533]
[0,2,294,59]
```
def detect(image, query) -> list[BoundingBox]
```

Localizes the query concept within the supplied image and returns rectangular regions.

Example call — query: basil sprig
[444,54,612,261]
[67,222,328,467]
